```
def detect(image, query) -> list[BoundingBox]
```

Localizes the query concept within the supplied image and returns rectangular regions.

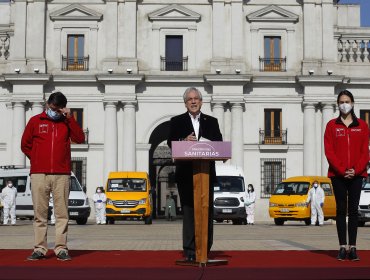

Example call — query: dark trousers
[331,176,363,246]
[178,182,214,258]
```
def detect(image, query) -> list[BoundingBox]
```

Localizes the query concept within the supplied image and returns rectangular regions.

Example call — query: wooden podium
[171,141,231,266]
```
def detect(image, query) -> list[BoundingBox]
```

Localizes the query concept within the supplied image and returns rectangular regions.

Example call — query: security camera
[235,69,241,74]
[107,69,113,74]
[215,69,221,74]
[14,68,20,74]
[34,68,39,74]
[126,68,132,74]
[308,69,314,75]
[327,70,333,75]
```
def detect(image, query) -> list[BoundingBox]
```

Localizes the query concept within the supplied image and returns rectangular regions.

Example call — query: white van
[0,167,90,225]
[213,164,247,225]
[358,170,370,227]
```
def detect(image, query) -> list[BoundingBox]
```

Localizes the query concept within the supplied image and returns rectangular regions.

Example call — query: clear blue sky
[340,0,370,27]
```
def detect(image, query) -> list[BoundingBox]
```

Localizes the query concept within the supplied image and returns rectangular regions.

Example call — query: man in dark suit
[167,87,223,262]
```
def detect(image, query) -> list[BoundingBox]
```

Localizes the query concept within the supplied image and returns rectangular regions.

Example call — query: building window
[71,108,83,128]
[261,158,286,198]
[360,110,370,129]
[62,35,89,71]
[71,157,87,190]
[260,109,287,144]
[260,36,286,72]
[161,35,188,71]
[70,108,88,144]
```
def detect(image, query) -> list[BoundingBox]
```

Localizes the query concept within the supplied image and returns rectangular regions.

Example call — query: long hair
[337,90,355,117]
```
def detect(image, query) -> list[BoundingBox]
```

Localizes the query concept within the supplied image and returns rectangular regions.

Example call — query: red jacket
[324,116,369,178]
[21,111,85,174]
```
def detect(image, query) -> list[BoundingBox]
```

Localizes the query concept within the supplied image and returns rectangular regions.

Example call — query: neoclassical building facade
[0,0,370,220]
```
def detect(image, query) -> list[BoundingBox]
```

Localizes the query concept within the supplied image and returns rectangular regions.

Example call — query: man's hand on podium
[185,132,197,141]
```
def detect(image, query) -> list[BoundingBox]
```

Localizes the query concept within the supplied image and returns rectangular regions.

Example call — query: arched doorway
[148,121,178,218]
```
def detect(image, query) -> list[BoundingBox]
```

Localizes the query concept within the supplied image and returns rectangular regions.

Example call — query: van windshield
[107,178,147,192]
[362,182,370,190]
[273,182,309,195]
[214,176,245,192]
[0,176,27,193]
[70,177,82,191]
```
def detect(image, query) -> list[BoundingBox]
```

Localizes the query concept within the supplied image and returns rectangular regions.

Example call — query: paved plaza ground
[1,219,370,252]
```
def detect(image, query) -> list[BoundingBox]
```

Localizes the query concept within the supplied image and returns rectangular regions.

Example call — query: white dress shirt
[189,112,201,140]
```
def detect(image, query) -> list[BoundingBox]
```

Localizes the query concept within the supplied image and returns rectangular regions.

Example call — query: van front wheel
[274,218,285,226]
[76,217,88,225]
[144,216,152,225]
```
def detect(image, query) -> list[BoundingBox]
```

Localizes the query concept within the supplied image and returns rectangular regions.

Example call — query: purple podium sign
[171,141,231,160]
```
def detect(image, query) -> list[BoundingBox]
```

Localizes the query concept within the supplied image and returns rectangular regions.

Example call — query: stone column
[231,0,243,59]
[188,27,197,71]
[90,27,99,70]
[122,102,136,171]
[322,0,336,61]
[212,0,225,59]
[53,27,62,70]
[224,105,231,141]
[250,27,259,71]
[32,102,44,116]
[321,103,334,176]
[303,103,316,175]
[26,1,45,60]
[12,102,26,167]
[12,1,27,61]
[303,1,318,60]
[231,103,244,168]
[103,102,118,182]
[212,103,225,138]
[152,26,160,71]
[104,2,118,59]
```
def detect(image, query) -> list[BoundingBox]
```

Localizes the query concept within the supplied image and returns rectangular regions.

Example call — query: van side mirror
[83,186,87,193]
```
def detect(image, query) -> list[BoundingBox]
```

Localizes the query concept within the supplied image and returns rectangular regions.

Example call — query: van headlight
[269,202,278,207]
[107,199,113,205]
[240,197,244,202]
[138,198,146,205]
[295,202,307,207]
[85,198,90,206]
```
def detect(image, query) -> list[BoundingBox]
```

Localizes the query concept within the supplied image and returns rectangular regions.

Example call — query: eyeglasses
[186,97,201,102]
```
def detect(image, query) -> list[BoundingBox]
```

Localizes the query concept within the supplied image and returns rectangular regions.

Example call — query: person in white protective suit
[244,184,256,225]
[93,187,106,225]
[1,180,17,225]
[306,181,325,226]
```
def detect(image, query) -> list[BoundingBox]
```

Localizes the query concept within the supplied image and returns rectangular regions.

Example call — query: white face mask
[313,183,318,188]
[339,103,352,115]
[97,189,101,193]
[8,184,13,188]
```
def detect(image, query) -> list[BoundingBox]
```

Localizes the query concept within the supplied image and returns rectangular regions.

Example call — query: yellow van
[269,176,336,225]
[105,171,152,224]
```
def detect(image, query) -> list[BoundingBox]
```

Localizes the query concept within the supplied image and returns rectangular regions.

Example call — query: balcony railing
[160,56,188,71]
[62,55,89,71]
[259,129,287,145]
[259,57,286,72]
[337,38,370,63]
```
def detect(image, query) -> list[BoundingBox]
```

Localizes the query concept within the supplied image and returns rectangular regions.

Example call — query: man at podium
[167,87,223,262]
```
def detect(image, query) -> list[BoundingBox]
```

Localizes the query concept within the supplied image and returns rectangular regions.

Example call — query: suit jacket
[167,112,223,205]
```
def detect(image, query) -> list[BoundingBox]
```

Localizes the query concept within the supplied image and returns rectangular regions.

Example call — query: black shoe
[27,251,46,261]
[336,247,347,261]
[56,250,72,261]
[186,254,196,262]
[348,247,360,261]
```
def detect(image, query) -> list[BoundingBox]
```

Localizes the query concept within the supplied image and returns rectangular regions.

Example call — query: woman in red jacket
[324,90,369,261]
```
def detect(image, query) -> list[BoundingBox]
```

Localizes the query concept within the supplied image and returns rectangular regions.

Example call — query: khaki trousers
[31,174,70,255]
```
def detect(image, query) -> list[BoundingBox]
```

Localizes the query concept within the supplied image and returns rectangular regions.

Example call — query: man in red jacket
[21,91,85,261]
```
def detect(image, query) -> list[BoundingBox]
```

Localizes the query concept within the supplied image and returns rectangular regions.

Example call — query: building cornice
[145,75,203,84]
[49,4,103,22]
[246,5,299,23]
[148,4,201,22]
[3,74,50,84]
[204,74,252,85]
[97,74,144,85]
[297,75,344,86]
